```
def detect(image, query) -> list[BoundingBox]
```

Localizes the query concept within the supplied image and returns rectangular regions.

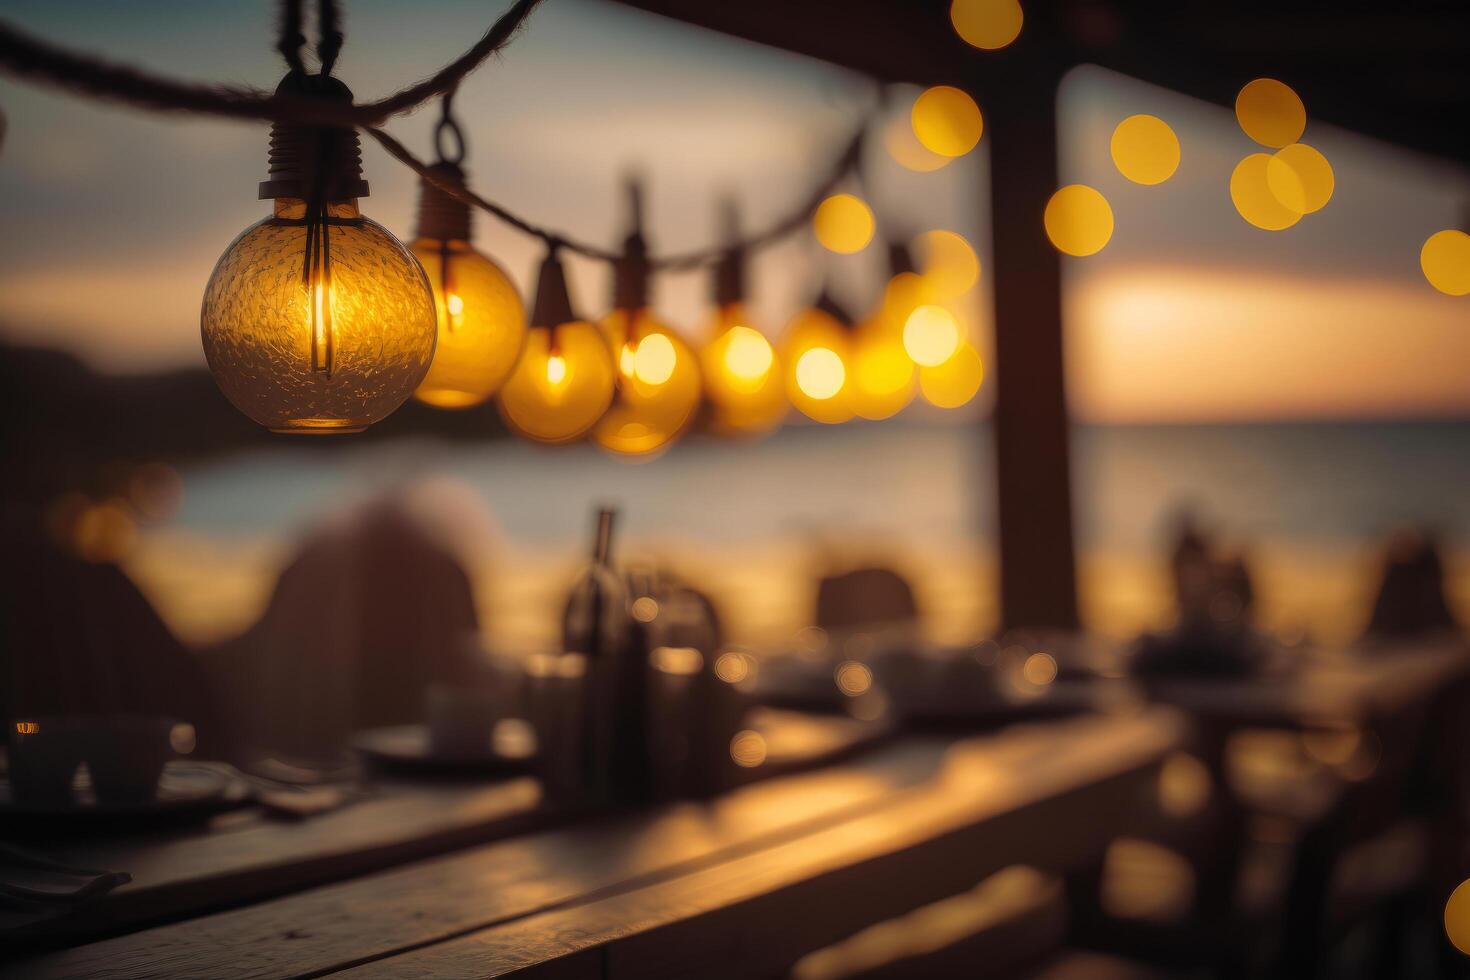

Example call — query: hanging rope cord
[0,0,871,271]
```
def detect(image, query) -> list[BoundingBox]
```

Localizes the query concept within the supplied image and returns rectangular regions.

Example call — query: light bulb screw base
[415,162,473,242]
[613,177,650,311]
[713,197,745,307]
[530,243,577,329]
[258,72,369,202]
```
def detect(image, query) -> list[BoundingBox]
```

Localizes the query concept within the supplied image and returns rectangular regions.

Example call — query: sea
[127,418,1470,650]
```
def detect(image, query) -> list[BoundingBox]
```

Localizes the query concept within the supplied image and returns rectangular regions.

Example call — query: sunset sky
[1,0,1467,422]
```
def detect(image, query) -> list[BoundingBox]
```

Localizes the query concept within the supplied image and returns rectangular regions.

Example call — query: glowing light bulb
[919,342,985,408]
[783,301,854,424]
[593,308,702,457]
[201,75,436,434]
[903,304,962,367]
[849,323,915,421]
[410,163,527,409]
[701,304,787,437]
[201,200,434,434]
[796,349,845,399]
[724,326,774,382]
[498,249,614,444]
[410,239,526,409]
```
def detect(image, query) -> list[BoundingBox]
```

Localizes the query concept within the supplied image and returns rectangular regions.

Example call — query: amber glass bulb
[782,306,854,425]
[700,303,787,437]
[590,308,702,457]
[411,239,526,409]
[498,322,615,444]
[849,319,916,420]
[202,198,437,433]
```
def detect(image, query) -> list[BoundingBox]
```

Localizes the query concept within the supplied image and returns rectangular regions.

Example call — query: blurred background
[2,0,1467,656]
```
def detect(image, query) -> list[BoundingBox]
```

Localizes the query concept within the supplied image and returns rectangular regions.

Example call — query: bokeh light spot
[919,343,984,408]
[723,325,775,384]
[883,116,951,173]
[1235,78,1306,148]
[1044,185,1114,256]
[1110,114,1180,185]
[911,86,984,158]
[1267,143,1334,214]
[633,332,677,386]
[1445,879,1470,953]
[835,661,874,697]
[1231,153,1302,231]
[1420,230,1470,296]
[714,652,751,684]
[915,230,980,299]
[950,0,1023,49]
[730,729,768,768]
[1022,651,1057,686]
[814,194,875,254]
[903,305,962,367]
[795,347,846,400]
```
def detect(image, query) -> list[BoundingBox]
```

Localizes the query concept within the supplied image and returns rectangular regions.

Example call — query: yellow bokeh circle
[1231,153,1302,231]
[1043,185,1114,257]
[1446,878,1470,953]
[850,328,916,421]
[903,305,961,367]
[813,194,875,254]
[1110,114,1180,186]
[919,343,984,409]
[1235,78,1306,149]
[783,307,854,424]
[915,230,980,299]
[911,86,984,158]
[1267,143,1334,214]
[884,116,950,173]
[950,0,1023,50]
[1421,230,1470,297]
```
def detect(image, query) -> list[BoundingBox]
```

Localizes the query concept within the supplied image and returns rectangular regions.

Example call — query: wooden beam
[982,61,1080,630]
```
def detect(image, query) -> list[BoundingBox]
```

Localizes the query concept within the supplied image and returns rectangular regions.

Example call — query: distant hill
[0,340,511,504]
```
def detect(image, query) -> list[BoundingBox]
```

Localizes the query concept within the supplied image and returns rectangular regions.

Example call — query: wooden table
[1142,643,1470,732]
[3,709,1184,979]
[1,708,886,951]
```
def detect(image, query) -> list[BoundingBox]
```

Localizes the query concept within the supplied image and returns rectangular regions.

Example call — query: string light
[848,243,921,420]
[784,291,855,424]
[701,204,787,436]
[410,104,526,409]
[498,244,615,443]
[201,72,437,434]
[593,182,703,456]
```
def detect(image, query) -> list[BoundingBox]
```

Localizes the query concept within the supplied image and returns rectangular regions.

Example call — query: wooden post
[980,64,1080,631]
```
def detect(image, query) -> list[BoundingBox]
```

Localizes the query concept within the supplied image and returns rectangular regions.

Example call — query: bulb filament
[439,241,462,333]
[302,201,335,378]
